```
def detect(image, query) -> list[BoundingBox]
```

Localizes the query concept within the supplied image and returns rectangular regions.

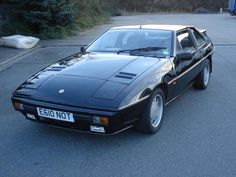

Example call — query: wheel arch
[207,54,213,73]
[138,82,168,101]
[155,82,168,101]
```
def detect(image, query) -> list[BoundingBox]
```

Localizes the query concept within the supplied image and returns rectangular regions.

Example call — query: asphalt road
[0,14,236,177]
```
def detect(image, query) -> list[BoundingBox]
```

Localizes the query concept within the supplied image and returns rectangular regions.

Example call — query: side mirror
[176,52,193,61]
[80,46,86,52]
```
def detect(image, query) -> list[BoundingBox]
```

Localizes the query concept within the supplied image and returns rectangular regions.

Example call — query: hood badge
[59,89,65,94]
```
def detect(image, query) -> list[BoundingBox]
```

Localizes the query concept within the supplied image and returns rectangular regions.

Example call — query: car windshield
[86,29,173,57]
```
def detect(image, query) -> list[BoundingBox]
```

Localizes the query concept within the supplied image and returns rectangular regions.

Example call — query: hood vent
[47,66,66,71]
[115,72,137,80]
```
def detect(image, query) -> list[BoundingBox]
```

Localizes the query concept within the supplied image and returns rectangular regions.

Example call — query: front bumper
[11,96,148,134]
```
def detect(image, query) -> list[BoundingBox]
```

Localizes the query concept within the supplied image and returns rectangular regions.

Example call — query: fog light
[13,101,24,110]
[26,113,36,120]
[90,125,105,133]
[93,116,101,124]
[93,116,109,126]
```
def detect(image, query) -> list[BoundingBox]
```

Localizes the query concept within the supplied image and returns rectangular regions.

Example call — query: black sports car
[12,25,214,134]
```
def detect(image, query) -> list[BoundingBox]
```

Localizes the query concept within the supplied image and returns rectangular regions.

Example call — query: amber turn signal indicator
[13,101,20,109]
[12,101,23,110]
[100,117,109,126]
[93,116,109,125]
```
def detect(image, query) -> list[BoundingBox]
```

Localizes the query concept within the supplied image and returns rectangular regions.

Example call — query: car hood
[14,53,160,109]
[49,53,159,84]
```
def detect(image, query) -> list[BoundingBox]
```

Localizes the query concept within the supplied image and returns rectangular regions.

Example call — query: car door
[171,28,201,97]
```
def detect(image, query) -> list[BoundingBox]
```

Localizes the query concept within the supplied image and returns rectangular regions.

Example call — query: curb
[0,47,38,72]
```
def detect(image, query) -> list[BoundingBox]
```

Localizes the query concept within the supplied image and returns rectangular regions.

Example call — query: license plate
[36,107,74,123]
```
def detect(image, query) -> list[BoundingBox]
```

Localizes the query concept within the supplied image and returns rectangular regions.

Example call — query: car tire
[193,59,211,89]
[135,89,165,134]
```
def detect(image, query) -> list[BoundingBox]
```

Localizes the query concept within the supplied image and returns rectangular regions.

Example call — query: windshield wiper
[117,47,167,54]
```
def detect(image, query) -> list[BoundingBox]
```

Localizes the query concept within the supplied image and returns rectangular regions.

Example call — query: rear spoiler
[198,29,207,34]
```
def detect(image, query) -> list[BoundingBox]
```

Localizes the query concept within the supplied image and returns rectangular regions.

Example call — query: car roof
[111,25,192,31]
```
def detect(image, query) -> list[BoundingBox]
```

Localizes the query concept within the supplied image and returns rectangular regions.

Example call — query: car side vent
[47,66,66,71]
[115,72,137,80]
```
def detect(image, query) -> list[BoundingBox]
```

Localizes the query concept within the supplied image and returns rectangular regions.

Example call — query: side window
[191,29,205,46]
[202,33,212,43]
[177,31,195,52]
[176,38,183,54]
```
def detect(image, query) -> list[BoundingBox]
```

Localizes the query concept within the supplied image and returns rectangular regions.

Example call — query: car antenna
[140,25,142,29]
